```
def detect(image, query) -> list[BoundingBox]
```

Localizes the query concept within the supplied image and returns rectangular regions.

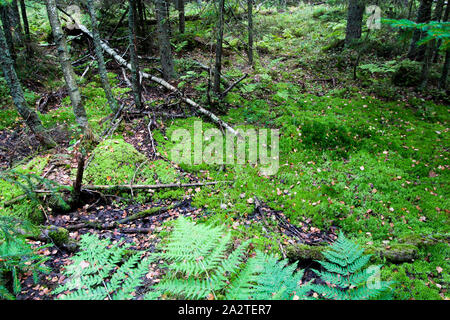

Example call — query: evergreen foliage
[0,216,50,300]
[54,234,151,300]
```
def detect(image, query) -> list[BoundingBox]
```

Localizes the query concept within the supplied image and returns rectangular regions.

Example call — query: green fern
[312,232,392,300]
[146,217,311,300]
[54,234,151,300]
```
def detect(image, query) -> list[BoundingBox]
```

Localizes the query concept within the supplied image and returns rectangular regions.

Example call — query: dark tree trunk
[0,25,56,148]
[87,0,119,113]
[155,0,175,80]
[19,0,29,37]
[439,50,449,89]
[0,4,16,62]
[345,0,365,45]
[9,0,23,45]
[247,0,253,66]
[45,0,90,133]
[213,0,225,93]
[19,0,32,56]
[433,0,449,62]
[128,0,143,108]
[178,0,185,34]
[407,0,433,60]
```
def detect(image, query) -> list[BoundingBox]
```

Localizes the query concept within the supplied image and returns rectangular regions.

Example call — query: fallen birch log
[77,24,241,138]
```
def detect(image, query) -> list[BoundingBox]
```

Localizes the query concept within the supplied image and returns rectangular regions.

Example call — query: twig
[220,74,248,99]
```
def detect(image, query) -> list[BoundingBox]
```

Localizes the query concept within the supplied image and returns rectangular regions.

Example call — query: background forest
[0,0,448,301]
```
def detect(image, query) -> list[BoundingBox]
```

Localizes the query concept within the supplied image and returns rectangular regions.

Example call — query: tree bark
[0,4,16,62]
[247,0,253,66]
[19,0,32,56]
[45,0,89,132]
[128,0,143,108]
[86,0,119,113]
[213,0,225,93]
[407,0,433,60]
[0,25,56,148]
[178,0,185,34]
[155,0,176,80]
[345,0,365,45]
[439,50,449,89]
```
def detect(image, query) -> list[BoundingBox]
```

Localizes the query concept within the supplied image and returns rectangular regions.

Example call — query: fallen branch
[77,24,241,138]
[220,74,248,99]
[286,243,419,264]
[254,196,287,259]
[67,202,183,231]
[82,180,231,192]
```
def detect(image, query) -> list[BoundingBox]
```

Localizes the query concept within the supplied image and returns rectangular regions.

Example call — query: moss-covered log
[24,225,78,252]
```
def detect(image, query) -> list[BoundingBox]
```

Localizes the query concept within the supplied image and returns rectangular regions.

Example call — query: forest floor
[0,3,449,300]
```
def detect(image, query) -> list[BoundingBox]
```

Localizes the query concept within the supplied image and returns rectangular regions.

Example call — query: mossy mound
[83,138,180,186]
[0,156,50,223]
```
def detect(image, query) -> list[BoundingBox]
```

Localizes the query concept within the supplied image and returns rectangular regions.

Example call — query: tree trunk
[213,0,225,93]
[19,0,32,56]
[128,0,143,108]
[0,26,56,148]
[178,0,185,34]
[0,4,16,62]
[439,50,449,89]
[45,0,89,132]
[345,0,365,45]
[10,0,23,45]
[433,0,449,62]
[86,0,119,113]
[155,0,176,80]
[407,0,433,60]
[247,0,253,66]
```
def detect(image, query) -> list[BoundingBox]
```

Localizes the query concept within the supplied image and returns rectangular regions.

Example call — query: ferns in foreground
[146,217,311,300]
[0,216,50,300]
[311,232,392,300]
[54,234,151,300]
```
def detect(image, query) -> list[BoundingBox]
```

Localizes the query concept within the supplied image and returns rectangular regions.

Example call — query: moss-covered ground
[0,3,448,299]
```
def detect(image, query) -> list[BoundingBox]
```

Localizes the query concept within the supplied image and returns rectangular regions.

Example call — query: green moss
[286,244,326,261]
[83,138,182,199]
[84,138,147,185]
[0,156,50,223]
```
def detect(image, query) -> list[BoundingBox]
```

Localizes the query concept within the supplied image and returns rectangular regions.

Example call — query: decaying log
[23,225,78,252]
[76,24,241,138]
[286,243,420,264]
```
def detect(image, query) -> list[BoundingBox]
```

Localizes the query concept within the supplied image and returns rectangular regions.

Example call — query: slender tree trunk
[155,0,175,80]
[19,0,32,56]
[10,0,23,45]
[86,0,119,113]
[433,0,449,62]
[0,4,16,62]
[439,50,449,89]
[0,26,56,148]
[178,0,185,34]
[128,0,142,108]
[213,0,225,93]
[407,0,433,60]
[247,0,253,66]
[45,0,89,132]
[345,0,365,45]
